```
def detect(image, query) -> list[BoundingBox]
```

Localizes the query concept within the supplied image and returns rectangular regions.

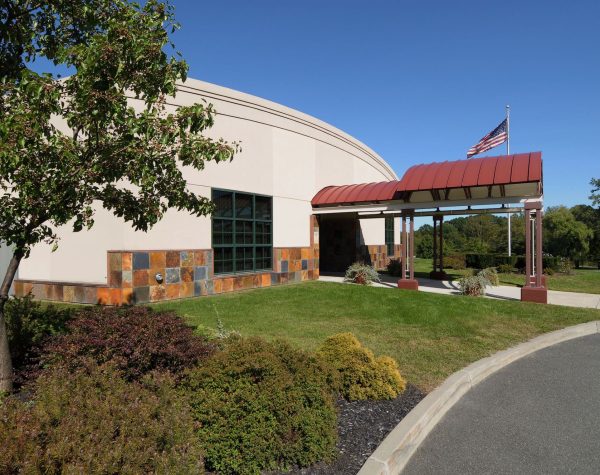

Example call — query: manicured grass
[413,257,468,280]
[153,281,600,392]
[414,257,600,294]
[497,269,600,294]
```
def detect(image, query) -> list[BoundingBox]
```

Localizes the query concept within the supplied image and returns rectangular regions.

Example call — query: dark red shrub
[38,306,215,381]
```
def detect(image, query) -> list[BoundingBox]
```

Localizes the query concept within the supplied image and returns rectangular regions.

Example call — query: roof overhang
[311,152,543,212]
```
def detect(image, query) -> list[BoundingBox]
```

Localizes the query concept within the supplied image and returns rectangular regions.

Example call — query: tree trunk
[0,251,23,393]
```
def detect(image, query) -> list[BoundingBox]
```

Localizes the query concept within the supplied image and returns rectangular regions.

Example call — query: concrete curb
[357,320,600,475]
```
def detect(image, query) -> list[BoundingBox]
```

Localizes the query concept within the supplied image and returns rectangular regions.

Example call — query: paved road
[403,334,600,475]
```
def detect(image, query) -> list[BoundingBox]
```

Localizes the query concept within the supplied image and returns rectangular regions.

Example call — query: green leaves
[0,0,238,258]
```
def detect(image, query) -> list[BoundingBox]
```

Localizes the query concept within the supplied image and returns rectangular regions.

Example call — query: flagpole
[506,105,512,257]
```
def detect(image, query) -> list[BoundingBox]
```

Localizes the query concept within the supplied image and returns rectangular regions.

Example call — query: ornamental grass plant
[344,262,380,285]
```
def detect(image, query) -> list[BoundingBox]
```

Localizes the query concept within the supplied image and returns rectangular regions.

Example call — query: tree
[590,178,600,207]
[571,204,600,268]
[0,0,239,392]
[543,206,592,264]
[414,224,433,258]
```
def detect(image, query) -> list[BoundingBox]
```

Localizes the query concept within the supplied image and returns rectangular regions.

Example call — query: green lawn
[497,269,600,294]
[413,257,600,294]
[153,281,600,392]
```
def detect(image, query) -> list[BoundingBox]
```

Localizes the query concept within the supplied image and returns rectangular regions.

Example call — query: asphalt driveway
[403,333,600,475]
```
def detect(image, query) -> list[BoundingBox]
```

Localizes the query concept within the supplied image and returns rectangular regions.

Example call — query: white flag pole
[506,104,512,257]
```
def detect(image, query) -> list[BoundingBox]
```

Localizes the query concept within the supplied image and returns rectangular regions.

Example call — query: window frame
[212,188,273,275]
[385,217,395,256]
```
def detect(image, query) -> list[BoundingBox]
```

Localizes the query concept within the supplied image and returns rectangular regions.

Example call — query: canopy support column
[521,201,547,303]
[430,213,449,280]
[398,212,418,290]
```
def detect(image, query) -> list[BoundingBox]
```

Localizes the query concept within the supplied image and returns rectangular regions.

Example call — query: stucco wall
[18,79,397,284]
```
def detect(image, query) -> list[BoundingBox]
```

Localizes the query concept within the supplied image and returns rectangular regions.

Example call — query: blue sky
[170,0,599,208]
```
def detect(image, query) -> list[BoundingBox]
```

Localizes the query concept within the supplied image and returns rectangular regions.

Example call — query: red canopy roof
[311,152,542,207]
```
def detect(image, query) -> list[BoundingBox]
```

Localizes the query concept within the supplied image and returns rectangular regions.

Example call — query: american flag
[467,119,508,158]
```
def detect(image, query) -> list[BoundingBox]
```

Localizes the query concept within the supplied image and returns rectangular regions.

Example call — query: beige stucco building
[9,79,400,304]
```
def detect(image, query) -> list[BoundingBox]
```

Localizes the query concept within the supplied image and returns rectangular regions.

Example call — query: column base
[397,279,419,291]
[521,286,548,304]
[429,271,449,280]
[527,275,547,287]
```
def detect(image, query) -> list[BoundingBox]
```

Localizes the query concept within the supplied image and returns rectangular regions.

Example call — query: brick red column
[432,217,437,272]
[398,212,418,290]
[524,208,531,287]
[402,215,407,279]
[521,202,547,303]
[409,215,415,280]
[535,209,543,288]
[439,215,444,273]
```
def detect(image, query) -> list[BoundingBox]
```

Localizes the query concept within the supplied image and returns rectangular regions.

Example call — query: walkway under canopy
[311,152,547,303]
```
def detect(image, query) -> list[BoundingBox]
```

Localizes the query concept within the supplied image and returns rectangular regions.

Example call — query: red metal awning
[311,152,542,207]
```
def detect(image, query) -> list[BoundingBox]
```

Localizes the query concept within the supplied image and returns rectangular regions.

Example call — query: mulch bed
[273,384,425,475]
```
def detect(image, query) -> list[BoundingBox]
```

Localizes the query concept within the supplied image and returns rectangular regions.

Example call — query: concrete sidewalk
[402,333,600,474]
[318,275,600,309]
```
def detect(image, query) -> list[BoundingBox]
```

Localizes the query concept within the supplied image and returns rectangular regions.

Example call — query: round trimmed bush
[38,306,215,381]
[0,363,203,474]
[316,332,406,401]
[182,337,337,475]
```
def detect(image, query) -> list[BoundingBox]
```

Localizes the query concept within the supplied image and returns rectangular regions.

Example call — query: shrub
[182,337,337,475]
[0,363,203,474]
[316,332,406,401]
[495,254,520,268]
[39,306,215,381]
[478,267,499,286]
[444,254,466,270]
[465,253,496,269]
[498,263,514,274]
[4,294,72,368]
[386,258,403,277]
[344,262,380,285]
[557,257,574,275]
[544,267,555,275]
[458,275,489,296]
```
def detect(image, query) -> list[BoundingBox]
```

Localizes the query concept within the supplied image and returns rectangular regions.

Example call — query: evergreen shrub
[444,254,466,270]
[0,364,203,474]
[386,258,403,276]
[316,332,406,401]
[4,294,72,368]
[182,337,337,475]
[498,263,515,274]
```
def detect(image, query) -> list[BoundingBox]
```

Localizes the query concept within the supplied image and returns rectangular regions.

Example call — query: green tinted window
[212,189,273,274]
[385,217,395,256]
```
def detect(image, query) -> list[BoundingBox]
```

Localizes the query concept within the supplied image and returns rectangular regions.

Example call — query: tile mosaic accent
[165,268,180,284]
[14,215,323,305]
[132,252,149,270]
[356,244,401,270]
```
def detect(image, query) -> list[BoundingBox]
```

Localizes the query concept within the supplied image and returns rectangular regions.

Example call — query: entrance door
[319,216,357,273]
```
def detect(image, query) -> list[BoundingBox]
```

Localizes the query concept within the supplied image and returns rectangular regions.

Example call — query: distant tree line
[415,178,600,268]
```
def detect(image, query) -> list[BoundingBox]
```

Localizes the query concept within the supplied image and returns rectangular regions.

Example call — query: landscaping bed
[274,385,424,475]
[2,295,415,474]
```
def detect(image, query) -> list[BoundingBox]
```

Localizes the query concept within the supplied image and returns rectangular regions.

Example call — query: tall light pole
[506,105,511,256]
